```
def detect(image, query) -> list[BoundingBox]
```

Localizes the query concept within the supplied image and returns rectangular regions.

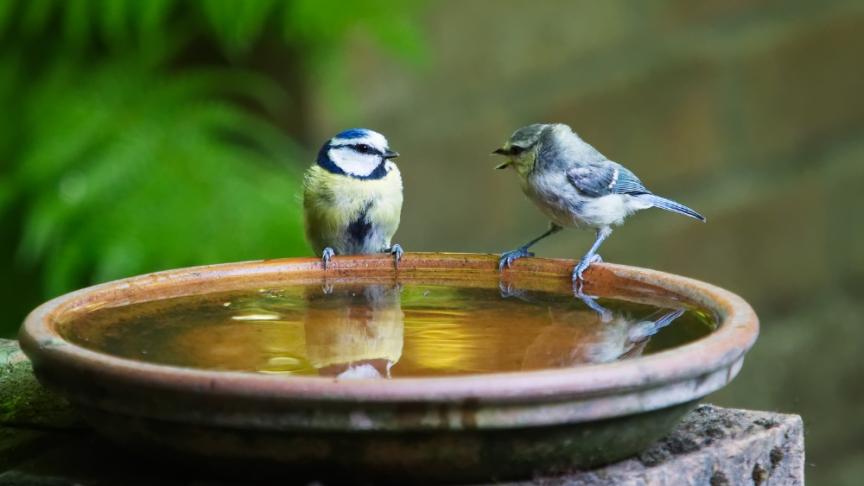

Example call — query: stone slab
[0,339,80,430]
[513,405,804,486]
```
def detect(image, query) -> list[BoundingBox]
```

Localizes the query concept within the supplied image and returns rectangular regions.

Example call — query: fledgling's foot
[498,247,534,271]
[321,247,335,269]
[571,254,603,284]
[573,285,612,323]
[388,244,404,267]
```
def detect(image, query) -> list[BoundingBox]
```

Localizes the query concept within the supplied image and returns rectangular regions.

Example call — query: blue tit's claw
[499,281,532,301]
[498,281,520,299]
[498,247,535,271]
[389,243,404,265]
[321,247,335,270]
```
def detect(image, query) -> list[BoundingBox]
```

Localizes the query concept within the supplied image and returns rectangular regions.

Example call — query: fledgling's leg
[321,247,335,269]
[387,243,404,267]
[499,223,562,270]
[572,226,612,284]
[573,285,613,323]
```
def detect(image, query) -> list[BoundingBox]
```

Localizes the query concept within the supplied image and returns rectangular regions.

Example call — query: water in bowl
[60,282,715,378]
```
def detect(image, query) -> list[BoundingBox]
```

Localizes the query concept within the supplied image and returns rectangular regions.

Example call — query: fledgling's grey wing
[566,162,650,198]
[536,125,649,197]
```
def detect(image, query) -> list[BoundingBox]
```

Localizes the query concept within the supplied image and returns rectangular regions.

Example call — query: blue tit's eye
[510,146,526,155]
[355,144,372,154]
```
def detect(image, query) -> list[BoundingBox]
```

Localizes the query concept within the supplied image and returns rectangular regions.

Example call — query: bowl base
[81,400,697,484]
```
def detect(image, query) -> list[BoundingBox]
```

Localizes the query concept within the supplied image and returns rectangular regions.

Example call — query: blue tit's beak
[383,149,399,159]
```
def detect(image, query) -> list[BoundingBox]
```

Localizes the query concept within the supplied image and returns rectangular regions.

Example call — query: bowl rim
[19,252,758,404]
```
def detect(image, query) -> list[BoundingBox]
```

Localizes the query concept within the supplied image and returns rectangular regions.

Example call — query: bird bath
[19,253,758,483]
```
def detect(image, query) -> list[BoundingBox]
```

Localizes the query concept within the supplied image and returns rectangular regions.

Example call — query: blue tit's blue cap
[334,128,371,140]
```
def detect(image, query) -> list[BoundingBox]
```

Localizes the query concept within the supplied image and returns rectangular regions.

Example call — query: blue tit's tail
[641,194,706,222]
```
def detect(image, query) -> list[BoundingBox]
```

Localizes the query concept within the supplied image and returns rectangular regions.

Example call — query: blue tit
[303,128,404,268]
[493,123,705,284]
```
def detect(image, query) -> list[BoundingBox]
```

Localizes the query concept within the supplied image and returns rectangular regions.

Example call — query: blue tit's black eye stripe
[329,143,384,156]
[510,146,526,155]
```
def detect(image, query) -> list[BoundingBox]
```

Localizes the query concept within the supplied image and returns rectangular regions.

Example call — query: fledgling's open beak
[493,147,511,169]
[383,149,399,159]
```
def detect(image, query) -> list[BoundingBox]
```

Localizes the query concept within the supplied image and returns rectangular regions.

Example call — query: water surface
[60,283,715,378]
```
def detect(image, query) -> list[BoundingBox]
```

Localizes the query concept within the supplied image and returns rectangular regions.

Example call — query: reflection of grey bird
[573,290,686,344]
[522,292,685,369]
[493,123,705,284]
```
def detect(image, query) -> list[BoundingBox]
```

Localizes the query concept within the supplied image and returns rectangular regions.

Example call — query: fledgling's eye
[355,144,372,153]
[510,146,526,155]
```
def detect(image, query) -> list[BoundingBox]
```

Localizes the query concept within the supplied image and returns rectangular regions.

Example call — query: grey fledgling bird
[493,123,705,283]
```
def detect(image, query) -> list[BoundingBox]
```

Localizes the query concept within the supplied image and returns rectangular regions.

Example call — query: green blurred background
[1,0,862,483]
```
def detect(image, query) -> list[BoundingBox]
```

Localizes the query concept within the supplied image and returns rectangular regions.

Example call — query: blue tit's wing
[566,162,650,197]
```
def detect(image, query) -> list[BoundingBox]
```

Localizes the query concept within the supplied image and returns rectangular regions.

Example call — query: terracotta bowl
[19,253,758,483]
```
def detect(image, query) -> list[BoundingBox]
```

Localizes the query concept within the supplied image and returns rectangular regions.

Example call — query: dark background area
[1,1,862,483]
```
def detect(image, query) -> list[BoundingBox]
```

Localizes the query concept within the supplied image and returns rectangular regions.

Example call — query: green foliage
[0,0,425,59]
[8,61,306,295]
[0,0,425,335]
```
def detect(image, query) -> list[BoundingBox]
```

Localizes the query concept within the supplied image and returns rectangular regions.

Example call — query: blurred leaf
[0,179,12,213]
[135,0,172,52]
[20,0,55,37]
[281,0,425,59]
[200,0,276,56]
[0,0,16,37]
[98,0,132,48]
[62,0,90,48]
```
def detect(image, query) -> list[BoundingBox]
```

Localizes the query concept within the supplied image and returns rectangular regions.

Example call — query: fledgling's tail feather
[628,308,686,342]
[653,308,687,332]
[642,194,706,222]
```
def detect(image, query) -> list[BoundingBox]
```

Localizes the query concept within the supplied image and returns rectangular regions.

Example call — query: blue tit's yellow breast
[303,163,403,254]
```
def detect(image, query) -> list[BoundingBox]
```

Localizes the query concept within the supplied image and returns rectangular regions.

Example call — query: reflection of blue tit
[303,129,404,268]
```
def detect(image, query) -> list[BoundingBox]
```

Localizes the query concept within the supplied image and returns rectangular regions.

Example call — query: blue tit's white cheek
[329,147,382,177]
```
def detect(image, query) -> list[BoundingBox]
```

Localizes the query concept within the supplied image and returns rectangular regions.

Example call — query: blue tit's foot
[498,281,528,300]
[571,254,603,284]
[498,247,534,271]
[321,247,335,269]
[388,244,404,267]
